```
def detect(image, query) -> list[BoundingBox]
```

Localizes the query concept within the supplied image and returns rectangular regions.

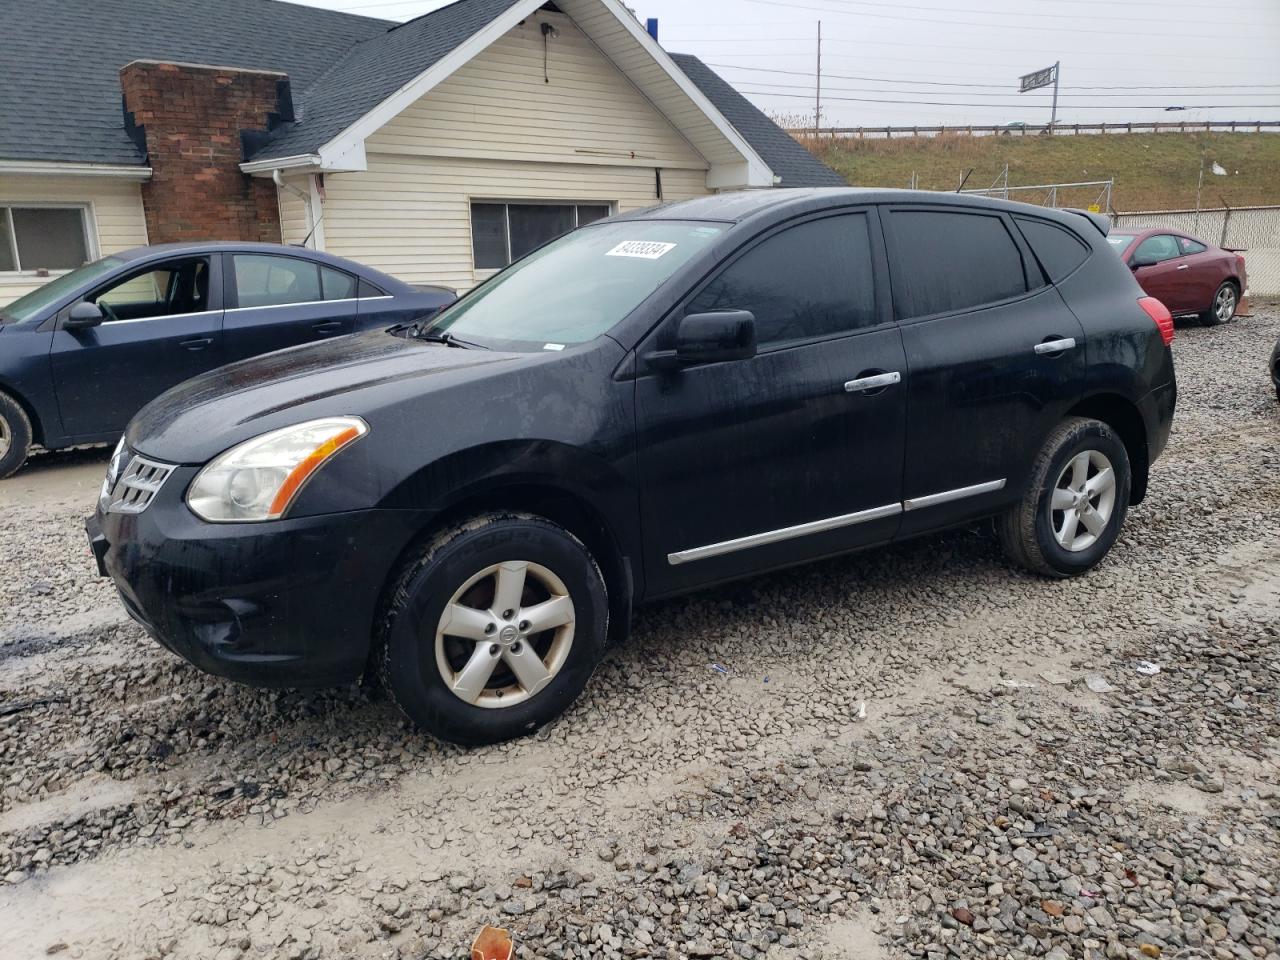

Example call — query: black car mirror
[1129,254,1155,270]
[673,310,757,366]
[65,300,104,329]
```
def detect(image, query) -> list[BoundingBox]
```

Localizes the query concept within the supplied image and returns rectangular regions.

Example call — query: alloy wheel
[1216,285,1237,323]
[434,560,576,709]
[1049,450,1117,552]
[0,416,10,460]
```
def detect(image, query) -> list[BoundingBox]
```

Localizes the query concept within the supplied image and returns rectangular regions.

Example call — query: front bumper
[89,474,429,687]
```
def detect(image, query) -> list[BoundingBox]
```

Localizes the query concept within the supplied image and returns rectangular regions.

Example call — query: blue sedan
[0,242,453,477]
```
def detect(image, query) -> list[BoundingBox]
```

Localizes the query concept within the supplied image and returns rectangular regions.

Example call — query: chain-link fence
[1112,206,1280,296]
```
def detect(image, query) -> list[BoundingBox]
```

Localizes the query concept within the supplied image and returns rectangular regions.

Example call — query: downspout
[273,169,315,248]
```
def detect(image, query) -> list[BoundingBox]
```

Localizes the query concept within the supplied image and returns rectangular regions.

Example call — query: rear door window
[1014,216,1091,282]
[887,209,1028,319]
[685,213,878,347]
[233,255,324,308]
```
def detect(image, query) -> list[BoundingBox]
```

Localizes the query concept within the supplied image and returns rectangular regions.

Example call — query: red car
[1108,228,1247,326]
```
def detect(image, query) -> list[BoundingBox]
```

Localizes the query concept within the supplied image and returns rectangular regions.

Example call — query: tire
[0,392,33,480]
[377,511,608,746]
[998,417,1131,578]
[1200,281,1238,326]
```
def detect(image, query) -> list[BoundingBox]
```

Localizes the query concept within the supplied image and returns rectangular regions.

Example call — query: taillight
[1138,296,1175,346]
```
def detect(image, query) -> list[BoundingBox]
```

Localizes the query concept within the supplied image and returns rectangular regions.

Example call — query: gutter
[0,160,152,179]
[240,154,321,175]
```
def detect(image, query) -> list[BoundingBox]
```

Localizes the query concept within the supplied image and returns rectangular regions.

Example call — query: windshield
[0,256,126,324]
[1106,234,1137,254]
[429,220,727,349]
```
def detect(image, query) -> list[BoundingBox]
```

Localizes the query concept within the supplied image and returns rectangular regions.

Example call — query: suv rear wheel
[998,417,1131,578]
[0,392,33,480]
[378,512,608,745]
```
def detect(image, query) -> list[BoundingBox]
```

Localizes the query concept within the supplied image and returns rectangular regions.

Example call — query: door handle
[1034,337,1076,356]
[1176,264,1190,271]
[844,370,902,393]
[312,321,344,333]
[178,337,213,351]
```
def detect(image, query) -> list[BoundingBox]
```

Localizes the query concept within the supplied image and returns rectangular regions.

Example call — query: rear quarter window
[888,209,1028,319]
[1014,216,1091,283]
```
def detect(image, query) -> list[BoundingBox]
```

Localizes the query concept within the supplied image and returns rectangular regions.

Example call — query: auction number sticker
[606,240,676,260]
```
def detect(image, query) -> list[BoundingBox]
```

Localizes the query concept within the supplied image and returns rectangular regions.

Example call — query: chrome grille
[106,455,174,515]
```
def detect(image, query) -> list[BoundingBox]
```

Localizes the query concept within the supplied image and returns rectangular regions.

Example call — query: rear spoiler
[1063,208,1110,237]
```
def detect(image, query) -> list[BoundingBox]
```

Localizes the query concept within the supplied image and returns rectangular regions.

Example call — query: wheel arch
[371,478,636,678]
[1066,393,1149,504]
[0,380,44,446]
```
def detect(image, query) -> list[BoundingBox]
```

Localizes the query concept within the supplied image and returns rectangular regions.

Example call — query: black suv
[88,190,1176,745]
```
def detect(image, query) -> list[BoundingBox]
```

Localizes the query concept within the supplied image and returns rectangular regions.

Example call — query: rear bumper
[1139,376,1176,465]
[90,488,428,687]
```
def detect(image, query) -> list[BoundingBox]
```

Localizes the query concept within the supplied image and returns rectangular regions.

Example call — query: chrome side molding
[903,478,1007,511]
[668,478,1007,564]
[667,502,903,565]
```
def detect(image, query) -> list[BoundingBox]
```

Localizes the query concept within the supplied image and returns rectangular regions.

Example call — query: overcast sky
[292,0,1280,128]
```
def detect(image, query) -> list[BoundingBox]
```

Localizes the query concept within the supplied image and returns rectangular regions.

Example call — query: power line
[737,87,1280,109]
[733,77,1280,99]
[736,0,1258,30]
[705,62,1280,91]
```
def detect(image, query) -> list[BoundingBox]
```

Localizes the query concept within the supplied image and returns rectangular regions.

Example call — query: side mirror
[1129,254,1154,270]
[65,300,104,329]
[677,310,757,363]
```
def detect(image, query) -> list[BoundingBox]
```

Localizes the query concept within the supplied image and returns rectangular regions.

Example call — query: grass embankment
[805,132,1280,211]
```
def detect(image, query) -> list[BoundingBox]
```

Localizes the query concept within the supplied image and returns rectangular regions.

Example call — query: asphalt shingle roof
[668,54,847,188]
[0,0,389,165]
[1,0,844,189]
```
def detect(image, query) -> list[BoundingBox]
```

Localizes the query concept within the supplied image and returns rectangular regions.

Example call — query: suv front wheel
[999,417,1132,578]
[378,512,608,745]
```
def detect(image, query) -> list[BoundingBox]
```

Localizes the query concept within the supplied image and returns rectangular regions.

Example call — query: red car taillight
[1138,296,1175,346]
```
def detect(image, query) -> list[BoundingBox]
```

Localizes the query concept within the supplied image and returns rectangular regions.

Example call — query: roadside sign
[1019,64,1057,93]
[1087,203,1101,213]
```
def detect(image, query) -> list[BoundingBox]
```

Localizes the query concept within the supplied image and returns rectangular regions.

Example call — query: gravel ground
[1,306,1277,960]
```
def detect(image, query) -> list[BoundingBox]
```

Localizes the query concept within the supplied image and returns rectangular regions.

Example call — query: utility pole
[1050,60,1060,129]
[814,20,822,138]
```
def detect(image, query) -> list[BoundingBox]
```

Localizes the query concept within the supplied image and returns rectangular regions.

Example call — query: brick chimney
[120,61,293,244]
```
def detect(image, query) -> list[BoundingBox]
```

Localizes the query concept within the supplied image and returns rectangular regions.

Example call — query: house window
[471,201,612,270]
[0,205,92,272]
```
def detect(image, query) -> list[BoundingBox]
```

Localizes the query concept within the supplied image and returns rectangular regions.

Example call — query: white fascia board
[0,160,152,179]
[585,0,775,188]
[240,154,322,176]
[317,0,547,166]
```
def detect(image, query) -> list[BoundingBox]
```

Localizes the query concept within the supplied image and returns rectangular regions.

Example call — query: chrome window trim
[224,297,358,313]
[667,478,1007,565]
[668,503,902,565]
[87,309,217,326]
[903,478,1006,511]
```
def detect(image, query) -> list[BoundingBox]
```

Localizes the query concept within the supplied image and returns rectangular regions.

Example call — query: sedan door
[635,209,907,596]
[49,255,223,438]
[1129,234,1191,311]
[881,206,1085,536]
[220,253,359,364]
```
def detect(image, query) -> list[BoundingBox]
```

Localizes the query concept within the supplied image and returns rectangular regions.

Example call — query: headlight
[186,417,368,522]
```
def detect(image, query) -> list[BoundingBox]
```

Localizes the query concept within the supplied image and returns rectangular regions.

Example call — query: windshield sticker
[543,343,565,351]
[1105,236,1128,245]
[606,240,677,260]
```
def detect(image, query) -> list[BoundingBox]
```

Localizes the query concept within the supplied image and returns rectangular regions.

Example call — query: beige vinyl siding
[0,175,148,305]
[367,11,709,173]
[317,154,709,292]
[277,178,311,247]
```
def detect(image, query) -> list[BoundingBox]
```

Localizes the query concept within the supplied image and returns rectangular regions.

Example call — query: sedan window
[1133,235,1181,263]
[91,258,211,321]
[232,255,358,307]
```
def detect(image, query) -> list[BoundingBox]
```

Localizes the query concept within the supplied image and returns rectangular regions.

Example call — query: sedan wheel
[0,393,34,480]
[378,512,608,745]
[1202,282,1238,326]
